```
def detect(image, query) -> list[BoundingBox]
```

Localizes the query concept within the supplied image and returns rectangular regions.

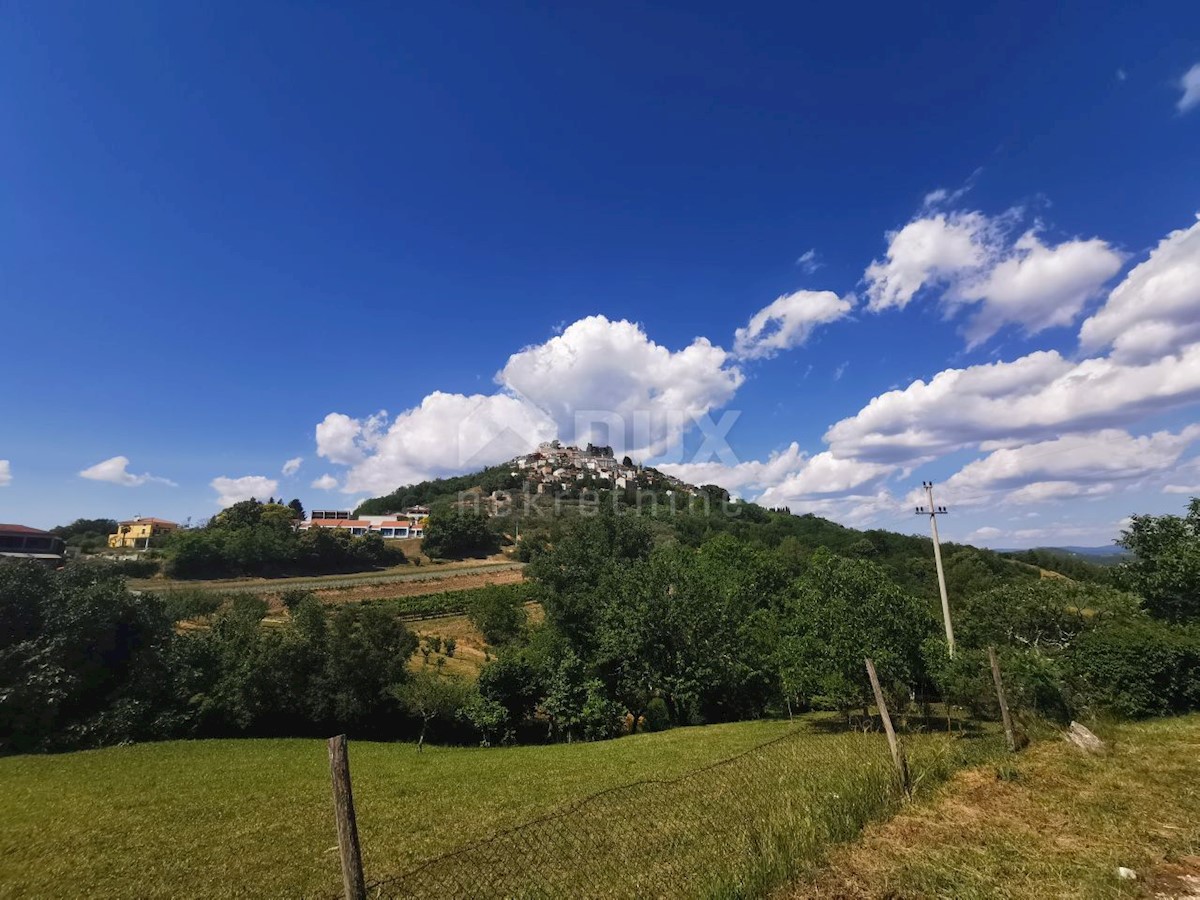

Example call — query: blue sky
[3,1,1199,546]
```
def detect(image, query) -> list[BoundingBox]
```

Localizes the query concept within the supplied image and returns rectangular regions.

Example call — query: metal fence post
[865,658,911,796]
[329,734,367,900]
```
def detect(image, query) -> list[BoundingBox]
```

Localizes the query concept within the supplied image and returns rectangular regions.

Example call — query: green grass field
[0,717,991,899]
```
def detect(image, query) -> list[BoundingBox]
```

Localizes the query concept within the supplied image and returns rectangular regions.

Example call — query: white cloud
[316,411,389,465]
[0,460,10,487]
[924,427,1200,509]
[498,315,743,457]
[1178,63,1200,113]
[211,475,279,508]
[955,231,1123,347]
[825,343,1200,464]
[330,393,557,495]
[796,249,822,273]
[865,209,1121,347]
[733,290,854,360]
[281,457,303,477]
[1079,217,1200,362]
[1164,484,1200,495]
[660,442,809,495]
[661,444,895,524]
[864,212,994,312]
[968,526,1004,541]
[79,456,177,487]
[311,474,339,490]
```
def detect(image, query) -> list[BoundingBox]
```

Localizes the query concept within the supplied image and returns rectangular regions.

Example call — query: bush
[1068,620,1200,718]
[643,697,672,732]
[280,588,315,612]
[159,589,227,622]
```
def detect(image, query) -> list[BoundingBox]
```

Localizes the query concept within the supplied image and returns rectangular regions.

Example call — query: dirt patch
[1149,857,1200,899]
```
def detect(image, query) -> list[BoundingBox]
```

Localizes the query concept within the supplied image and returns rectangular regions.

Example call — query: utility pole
[916,481,955,657]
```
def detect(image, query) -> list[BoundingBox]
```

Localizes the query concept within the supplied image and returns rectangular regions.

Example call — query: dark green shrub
[1067,620,1200,718]
[280,589,314,612]
[159,589,226,622]
[644,696,672,732]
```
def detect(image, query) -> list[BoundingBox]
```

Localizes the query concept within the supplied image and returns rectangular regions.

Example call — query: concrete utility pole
[916,481,955,657]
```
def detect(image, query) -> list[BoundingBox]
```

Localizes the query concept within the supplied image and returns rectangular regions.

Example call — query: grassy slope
[0,717,992,900]
[1,720,799,898]
[788,715,1200,899]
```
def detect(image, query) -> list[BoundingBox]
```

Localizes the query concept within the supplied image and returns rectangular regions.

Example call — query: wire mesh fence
[355,714,1003,900]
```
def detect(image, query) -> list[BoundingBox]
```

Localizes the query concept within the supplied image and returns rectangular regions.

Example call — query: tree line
[3,498,1198,754]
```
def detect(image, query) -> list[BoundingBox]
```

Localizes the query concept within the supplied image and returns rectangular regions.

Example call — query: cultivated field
[0,717,991,899]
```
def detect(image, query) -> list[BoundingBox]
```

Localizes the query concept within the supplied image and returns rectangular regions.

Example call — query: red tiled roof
[0,524,52,535]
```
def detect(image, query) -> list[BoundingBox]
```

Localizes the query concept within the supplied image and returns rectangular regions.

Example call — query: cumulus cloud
[211,475,279,508]
[864,212,994,312]
[661,444,895,521]
[281,457,303,477]
[825,343,1200,463]
[332,392,557,494]
[659,443,809,495]
[955,231,1123,347]
[79,456,177,487]
[924,427,1200,508]
[0,460,10,487]
[1079,216,1200,362]
[311,474,340,491]
[1178,63,1200,113]
[864,209,1121,346]
[733,290,855,360]
[499,316,743,457]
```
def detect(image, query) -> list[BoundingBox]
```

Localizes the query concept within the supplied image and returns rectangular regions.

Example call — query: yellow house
[108,517,180,549]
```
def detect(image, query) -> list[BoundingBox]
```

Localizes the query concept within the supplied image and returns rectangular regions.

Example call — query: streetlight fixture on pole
[916,481,955,657]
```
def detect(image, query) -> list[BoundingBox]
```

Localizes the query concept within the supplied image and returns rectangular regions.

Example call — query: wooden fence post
[328,734,367,900]
[987,646,1017,753]
[865,658,911,796]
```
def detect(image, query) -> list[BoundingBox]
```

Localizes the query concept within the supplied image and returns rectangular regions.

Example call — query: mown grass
[788,714,1200,899]
[0,717,990,899]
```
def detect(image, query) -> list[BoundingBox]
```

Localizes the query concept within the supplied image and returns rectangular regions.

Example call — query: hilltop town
[507,441,712,500]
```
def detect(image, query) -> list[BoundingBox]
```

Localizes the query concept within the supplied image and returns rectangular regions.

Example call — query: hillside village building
[510,441,696,496]
[108,517,180,549]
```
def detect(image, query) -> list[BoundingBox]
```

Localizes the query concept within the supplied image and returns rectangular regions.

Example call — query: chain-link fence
[344,699,1006,899]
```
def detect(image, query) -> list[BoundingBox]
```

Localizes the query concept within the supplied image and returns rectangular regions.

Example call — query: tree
[288,498,305,521]
[421,510,500,559]
[467,585,528,645]
[393,671,470,751]
[776,549,930,721]
[0,562,177,752]
[1117,497,1200,622]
